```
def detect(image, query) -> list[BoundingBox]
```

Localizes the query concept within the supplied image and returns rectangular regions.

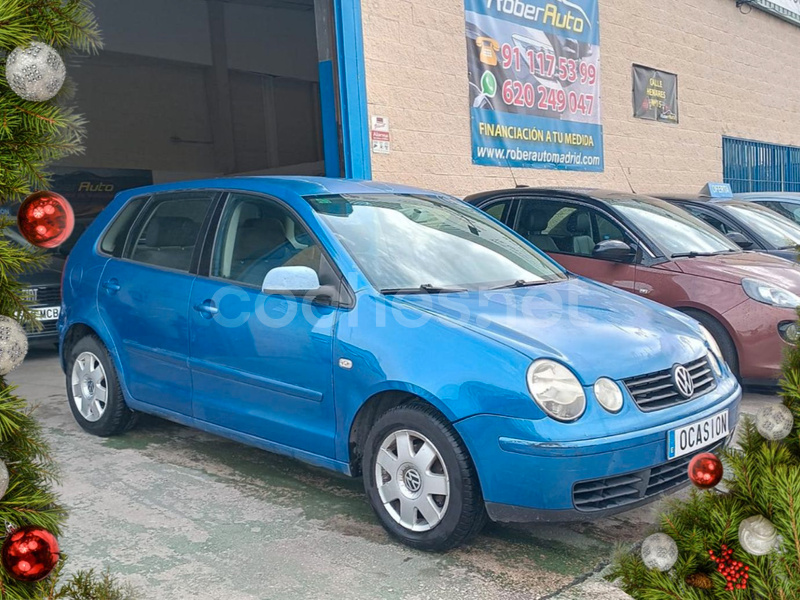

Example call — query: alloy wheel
[374,429,450,532]
[71,351,108,422]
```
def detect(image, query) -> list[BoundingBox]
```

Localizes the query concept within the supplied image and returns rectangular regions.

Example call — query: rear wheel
[363,403,487,551]
[66,335,137,436]
[681,309,739,378]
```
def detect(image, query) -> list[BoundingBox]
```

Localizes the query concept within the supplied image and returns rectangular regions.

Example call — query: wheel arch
[347,388,457,477]
[676,306,740,369]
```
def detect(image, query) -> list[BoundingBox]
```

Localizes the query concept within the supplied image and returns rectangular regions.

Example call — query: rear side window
[125,192,215,272]
[100,196,149,257]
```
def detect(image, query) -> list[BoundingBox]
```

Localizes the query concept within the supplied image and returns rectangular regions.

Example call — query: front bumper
[454,383,742,521]
[723,300,795,384]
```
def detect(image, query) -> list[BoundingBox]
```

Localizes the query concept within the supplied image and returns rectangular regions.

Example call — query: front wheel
[363,403,487,551]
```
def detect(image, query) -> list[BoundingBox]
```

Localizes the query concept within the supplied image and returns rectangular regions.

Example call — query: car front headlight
[743,278,800,309]
[594,378,624,413]
[698,324,724,376]
[526,360,586,422]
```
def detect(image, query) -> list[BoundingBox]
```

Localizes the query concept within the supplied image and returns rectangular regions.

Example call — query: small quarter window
[126,192,214,272]
[100,196,149,258]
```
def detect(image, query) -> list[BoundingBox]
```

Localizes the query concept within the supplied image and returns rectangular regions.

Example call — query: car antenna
[505,158,527,189]
[618,160,637,194]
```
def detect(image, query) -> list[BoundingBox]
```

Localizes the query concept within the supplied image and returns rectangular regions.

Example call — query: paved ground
[8,347,778,600]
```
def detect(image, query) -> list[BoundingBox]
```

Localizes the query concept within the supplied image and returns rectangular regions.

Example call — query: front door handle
[102,279,121,294]
[193,300,219,318]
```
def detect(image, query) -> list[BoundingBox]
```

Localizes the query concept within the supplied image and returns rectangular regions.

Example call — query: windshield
[720,202,800,249]
[1,225,34,250]
[608,196,740,257]
[306,193,567,291]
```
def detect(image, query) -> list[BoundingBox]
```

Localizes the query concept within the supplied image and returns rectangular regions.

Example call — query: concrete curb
[547,573,633,600]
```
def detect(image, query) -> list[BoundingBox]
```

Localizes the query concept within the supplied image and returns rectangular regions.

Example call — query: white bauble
[739,515,778,556]
[0,460,8,500]
[0,316,27,376]
[5,42,66,102]
[641,533,679,571]
[756,404,794,441]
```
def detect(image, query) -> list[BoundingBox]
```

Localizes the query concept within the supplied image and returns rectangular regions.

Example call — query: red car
[466,188,800,387]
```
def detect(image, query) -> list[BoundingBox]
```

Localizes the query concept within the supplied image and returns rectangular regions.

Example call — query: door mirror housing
[592,239,636,263]
[262,266,320,293]
[261,266,342,305]
[725,231,754,249]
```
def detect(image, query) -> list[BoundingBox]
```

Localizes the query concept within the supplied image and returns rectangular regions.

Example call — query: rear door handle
[193,300,219,318]
[102,279,121,293]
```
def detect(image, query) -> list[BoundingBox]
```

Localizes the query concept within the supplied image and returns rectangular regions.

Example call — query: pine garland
[609,326,800,598]
[0,1,134,598]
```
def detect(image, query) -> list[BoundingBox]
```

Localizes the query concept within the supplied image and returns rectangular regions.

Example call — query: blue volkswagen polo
[59,178,741,551]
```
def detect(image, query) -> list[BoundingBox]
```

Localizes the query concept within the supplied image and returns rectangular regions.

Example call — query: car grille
[573,443,722,513]
[28,286,61,307]
[624,356,716,412]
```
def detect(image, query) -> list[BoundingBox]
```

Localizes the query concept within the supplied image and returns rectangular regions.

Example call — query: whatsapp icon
[480,71,497,98]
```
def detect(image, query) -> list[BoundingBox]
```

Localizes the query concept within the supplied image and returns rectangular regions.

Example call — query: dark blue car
[59,177,741,550]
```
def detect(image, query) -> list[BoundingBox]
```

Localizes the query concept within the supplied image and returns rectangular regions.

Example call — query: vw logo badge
[672,364,695,399]
[403,468,422,493]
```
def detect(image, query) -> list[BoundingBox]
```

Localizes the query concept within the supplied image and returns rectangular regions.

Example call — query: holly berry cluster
[708,545,749,591]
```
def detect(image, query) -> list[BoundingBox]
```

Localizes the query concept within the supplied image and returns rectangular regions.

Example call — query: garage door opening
[59,0,342,184]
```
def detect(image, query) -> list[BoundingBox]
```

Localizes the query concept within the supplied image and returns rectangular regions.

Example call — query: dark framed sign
[632,65,678,124]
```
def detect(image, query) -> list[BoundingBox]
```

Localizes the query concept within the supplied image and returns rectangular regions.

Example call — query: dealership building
[56,0,800,202]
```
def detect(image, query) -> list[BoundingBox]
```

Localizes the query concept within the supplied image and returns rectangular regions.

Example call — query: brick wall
[361,0,800,197]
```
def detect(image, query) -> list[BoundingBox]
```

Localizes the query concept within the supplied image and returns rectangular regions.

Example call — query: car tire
[682,309,739,378]
[363,402,487,551]
[66,335,137,437]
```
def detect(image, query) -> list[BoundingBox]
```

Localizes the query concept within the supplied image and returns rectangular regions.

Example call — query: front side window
[606,195,740,258]
[306,194,567,291]
[682,206,734,235]
[721,202,800,249]
[212,193,327,288]
[127,192,214,271]
[516,200,634,258]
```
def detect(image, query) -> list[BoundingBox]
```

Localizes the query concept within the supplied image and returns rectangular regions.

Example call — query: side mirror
[592,239,636,263]
[725,231,754,250]
[261,266,340,305]
[262,266,320,293]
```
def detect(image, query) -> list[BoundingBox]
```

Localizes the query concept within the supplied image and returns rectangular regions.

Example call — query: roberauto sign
[464,0,604,172]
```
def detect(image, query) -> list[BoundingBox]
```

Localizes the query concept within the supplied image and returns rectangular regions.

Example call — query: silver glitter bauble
[739,515,778,556]
[5,42,66,102]
[0,460,9,501]
[756,404,794,441]
[0,316,27,376]
[641,533,678,571]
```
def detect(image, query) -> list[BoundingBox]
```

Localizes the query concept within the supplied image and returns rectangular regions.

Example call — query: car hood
[392,278,707,383]
[672,251,800,287]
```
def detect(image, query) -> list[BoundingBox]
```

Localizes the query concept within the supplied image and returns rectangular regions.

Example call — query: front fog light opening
[779,321,800,345]
[594,377,624,413]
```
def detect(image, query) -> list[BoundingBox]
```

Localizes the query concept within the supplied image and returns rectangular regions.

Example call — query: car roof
[115,176,437,199]
[736,192,800,202]
[464,187,666,205]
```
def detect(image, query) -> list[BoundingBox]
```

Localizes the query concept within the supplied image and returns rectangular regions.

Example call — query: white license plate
[31,306,60,321]
[668,411,730,460]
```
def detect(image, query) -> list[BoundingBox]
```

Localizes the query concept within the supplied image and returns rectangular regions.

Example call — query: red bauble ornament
[1,526,60,582]
[17,191,74,249]
[688,452,724,489]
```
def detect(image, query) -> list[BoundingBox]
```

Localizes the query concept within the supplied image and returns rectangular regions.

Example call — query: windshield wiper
[381,284,469,295]
[671,250,734,259]
[489,279,549,290]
